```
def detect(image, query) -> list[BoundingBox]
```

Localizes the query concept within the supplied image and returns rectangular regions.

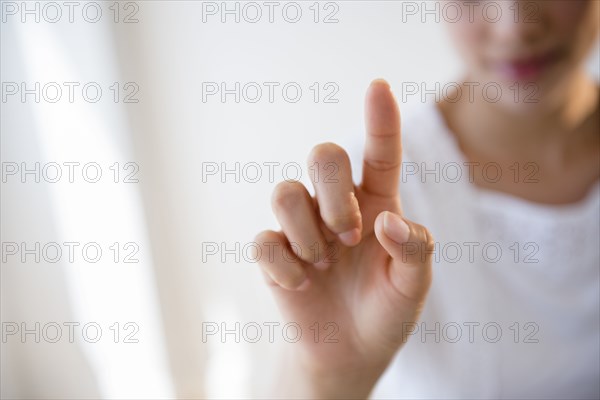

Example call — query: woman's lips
[492,50,561,81]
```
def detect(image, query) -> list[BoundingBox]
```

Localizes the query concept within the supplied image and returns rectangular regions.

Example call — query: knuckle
[402,221,435,263]
[363,157,400,172]
[422,227,435,254]
[253,230,269,243]
[280,274,306,290]
[253,231,307,289]
[266,262,305,289]
[299,240,327,263]
[262,275,279,289]
[322,210,361,233]
[271,181,308,212]
[309,142,349,166]
[411,223,435,257]
[254,230,276,248]
[253,230,279,266]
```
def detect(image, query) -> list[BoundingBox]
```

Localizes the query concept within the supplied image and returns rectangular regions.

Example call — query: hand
[255,79,435,399]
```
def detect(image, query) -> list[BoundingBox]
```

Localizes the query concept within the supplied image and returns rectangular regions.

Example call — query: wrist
[300,366,382,399]
[278,350,388,399]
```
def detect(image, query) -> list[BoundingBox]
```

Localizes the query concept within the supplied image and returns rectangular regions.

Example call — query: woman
[255,1,599,398]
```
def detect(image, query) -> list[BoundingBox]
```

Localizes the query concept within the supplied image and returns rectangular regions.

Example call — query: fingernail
[296,277,311,291]
[339,228,361,247]
[383,212,410,244]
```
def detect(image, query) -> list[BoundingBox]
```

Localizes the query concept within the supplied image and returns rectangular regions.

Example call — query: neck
[444,69,599,151]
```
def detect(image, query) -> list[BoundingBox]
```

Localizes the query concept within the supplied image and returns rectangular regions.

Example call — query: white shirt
[364,102,600,399]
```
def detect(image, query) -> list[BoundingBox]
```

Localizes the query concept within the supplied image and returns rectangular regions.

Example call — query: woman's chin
[479,65,572,115]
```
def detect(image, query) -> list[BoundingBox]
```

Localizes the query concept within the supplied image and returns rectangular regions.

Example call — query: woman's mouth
[491,49,562,81]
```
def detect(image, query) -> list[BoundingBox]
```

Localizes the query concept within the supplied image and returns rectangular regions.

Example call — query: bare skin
[256,80,434,399]
[440,0,600,204]
[256,1,599,398]
[438,70,599,206]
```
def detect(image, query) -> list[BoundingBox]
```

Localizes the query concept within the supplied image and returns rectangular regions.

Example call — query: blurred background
[1,1,598,398]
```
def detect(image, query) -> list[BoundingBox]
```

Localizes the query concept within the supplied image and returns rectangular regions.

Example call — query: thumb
[374,211,434,301]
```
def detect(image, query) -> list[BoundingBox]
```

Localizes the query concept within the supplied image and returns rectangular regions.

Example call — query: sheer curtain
[2,10,172,399]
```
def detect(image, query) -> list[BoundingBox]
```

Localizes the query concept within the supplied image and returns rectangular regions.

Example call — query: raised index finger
[361,79,402,198]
